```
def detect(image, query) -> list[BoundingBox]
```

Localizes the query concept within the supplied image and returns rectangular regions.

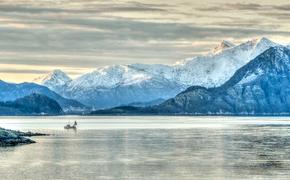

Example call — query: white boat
[64,121,77,130]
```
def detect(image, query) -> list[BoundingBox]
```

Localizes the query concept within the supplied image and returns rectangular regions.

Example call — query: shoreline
[0,127,48,147]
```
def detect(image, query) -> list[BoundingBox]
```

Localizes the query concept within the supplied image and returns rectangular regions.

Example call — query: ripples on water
[0,116,290,180]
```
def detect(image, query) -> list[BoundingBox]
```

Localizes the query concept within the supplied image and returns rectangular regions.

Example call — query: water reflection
[65,127,77,134]
[1,122,290,179]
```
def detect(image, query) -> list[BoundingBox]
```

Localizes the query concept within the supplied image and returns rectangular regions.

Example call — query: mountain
[0,93,63,115]
[0,80,86,112]
[156,46,290,115]
[34,69,72,92]
[171,37,279,88]
[69,75,183,109]
[35,37,279,109]
[91,46,290,115]
[36,65,184,108]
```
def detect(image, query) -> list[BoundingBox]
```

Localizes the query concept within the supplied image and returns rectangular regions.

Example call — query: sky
[1,0,290,82]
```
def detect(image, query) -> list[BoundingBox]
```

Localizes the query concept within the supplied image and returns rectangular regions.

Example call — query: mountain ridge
[0,80,87,112]
[34,37,280,109]
[0,93,63,115]
[91,46,290,115]
[156,46,290,115]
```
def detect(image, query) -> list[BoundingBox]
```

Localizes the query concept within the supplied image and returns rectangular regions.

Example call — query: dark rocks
[0,127,48,147]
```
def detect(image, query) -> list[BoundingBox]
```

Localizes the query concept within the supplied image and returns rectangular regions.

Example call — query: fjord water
[1,116,290,179]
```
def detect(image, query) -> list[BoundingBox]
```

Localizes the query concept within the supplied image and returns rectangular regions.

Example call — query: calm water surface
[1,116,290,180]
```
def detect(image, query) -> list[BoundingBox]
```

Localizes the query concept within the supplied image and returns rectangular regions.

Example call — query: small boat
[64,121,77,130]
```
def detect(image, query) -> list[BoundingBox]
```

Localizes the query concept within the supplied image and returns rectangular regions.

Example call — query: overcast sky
[1,0,290,82]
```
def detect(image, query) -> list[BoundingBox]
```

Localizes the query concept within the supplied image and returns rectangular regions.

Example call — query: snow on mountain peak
[249,37,278,58]
[40,38,279,92]
[69,64,152,89]
[34,69,72,88]
[212,40,235,55]
[246,37,275,47]
[169,37,281,88]
[257,37,273,44]
[33,37,285,108]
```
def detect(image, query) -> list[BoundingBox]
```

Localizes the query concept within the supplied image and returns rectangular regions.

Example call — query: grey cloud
[0,17,288,57]
[0,21,287,69]
[197,3,263,11]
[223,3,262,10]
[16,18,290,38]
[215,20,280,29]
[272,4,290,11]
[0,2,169,15]
[260,12,290,20]
[1,0,290,82]
[197,2,290,13]
[0,68,82,76]
[0,69,49,74]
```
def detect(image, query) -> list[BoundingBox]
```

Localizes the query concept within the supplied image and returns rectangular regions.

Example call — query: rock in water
[0,128,35,146]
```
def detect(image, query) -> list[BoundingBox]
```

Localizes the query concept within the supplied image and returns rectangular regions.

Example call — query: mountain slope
[157,46,290,115]
[0,80,86,112]
[0,93,63,115]
[170,37,278,88]
[66,76,183,108]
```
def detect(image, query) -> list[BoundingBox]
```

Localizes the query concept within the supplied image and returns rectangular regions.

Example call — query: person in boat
[64,121,77,129]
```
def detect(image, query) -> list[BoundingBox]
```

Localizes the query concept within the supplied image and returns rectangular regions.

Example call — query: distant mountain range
[0,93,63,115]
[34,37,279,109]
[0,80,86,113]
[1,37,290,116]
[92,46,290,115]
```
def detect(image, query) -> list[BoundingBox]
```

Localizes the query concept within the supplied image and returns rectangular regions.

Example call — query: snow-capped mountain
[69,65,152,89]
[34,37,280,109]
[34,69,72,92]
[92,46,290,115]
[170,37,279,88]
[68,76,183,109]
[156,46,290,115]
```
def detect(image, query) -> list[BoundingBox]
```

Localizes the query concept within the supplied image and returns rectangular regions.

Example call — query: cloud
[0,68,83,76]
[272,4,290,11]
[0,2,169,15]
[0,16,289,68]
[197,2,290,14]
[197,3,263,11]
[0,69,49,74]
[1,0,290,82]
[260,12,290,20]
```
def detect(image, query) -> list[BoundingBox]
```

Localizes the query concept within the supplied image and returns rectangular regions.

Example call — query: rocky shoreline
[0,127,47,147]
